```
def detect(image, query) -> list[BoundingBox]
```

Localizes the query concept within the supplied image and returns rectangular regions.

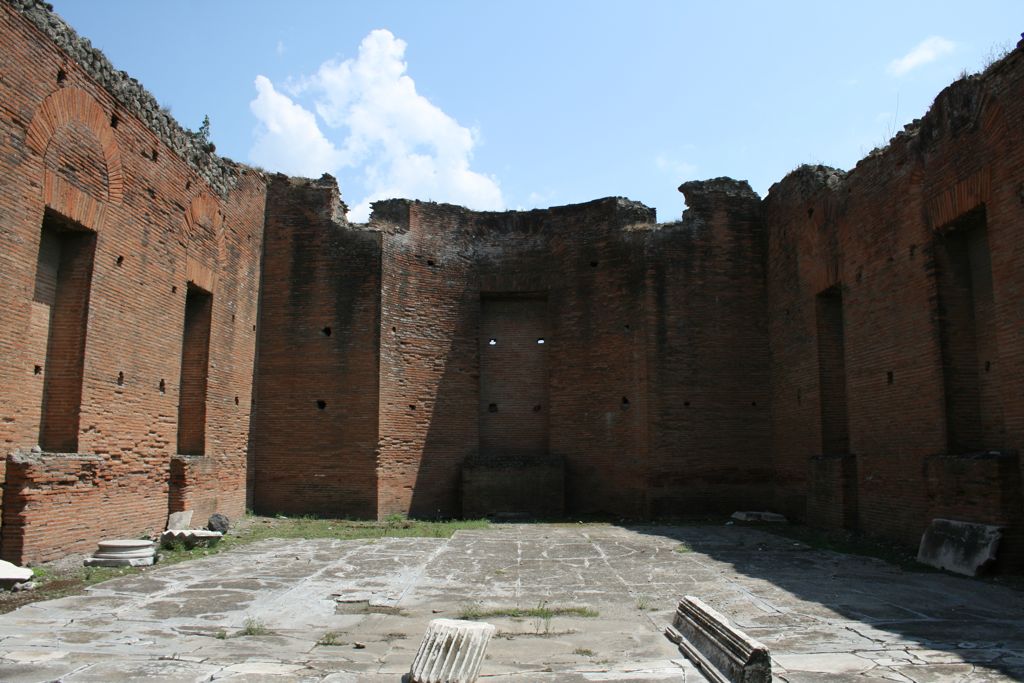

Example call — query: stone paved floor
[0,524,1023,681]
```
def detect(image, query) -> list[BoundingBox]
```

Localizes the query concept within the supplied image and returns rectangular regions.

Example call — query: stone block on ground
[84,539,157,567]
[408,618,495,683]
[917,518,1002,576]
[730,511,787,523]
[665,595,771,683]
[207,513,230,533]
[167,510,194,530]
[161,529,222,548]
[0,559,34,589]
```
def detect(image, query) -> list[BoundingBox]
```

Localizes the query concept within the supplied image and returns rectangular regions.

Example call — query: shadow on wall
[406,284,480,518]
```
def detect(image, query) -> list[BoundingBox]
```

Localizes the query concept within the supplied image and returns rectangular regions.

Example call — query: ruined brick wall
[764,45,1024,568]
[374,200,653,518]
[645,180,772,516]
[0,1,264,563]
[367,196,769,520]
[251,175,381,517]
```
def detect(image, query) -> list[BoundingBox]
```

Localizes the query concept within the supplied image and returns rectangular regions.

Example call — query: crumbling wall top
[6,0,243,198]
[368,196,656,235]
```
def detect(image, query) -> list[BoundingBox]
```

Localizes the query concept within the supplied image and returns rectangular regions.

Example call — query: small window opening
[488,338,497,346]
[621,396,630,408]
[590,260,598,267]
[171,285,177,294]
[316,400,326,410]
[488,403,498,413]
[985,360,991,372]
[115,255,124,266]
[159,378,166,394]
[34,365,42,375]
[110,114,119,129]
[56,68,66,84]
[235,396,240,405]
[536,338,545,344]
[117,371,124,386]
[684,401,691,407]
[409,404,416,411]
[533,404,542,412]
[151,149,158,162]
[322,326,332,337]
[427,259,436,267]
[886,371,894,385]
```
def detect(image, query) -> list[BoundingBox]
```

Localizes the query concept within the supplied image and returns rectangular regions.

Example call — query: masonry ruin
[1,1,1022,572]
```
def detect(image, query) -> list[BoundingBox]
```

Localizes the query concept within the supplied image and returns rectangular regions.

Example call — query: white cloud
[887,36,955,77]
[249,75,342,176]
[655,153,696,179]
[249,29,503,222]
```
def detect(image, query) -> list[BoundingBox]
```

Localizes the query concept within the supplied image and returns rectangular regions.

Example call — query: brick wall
[251,175,381,517]
[2,0,1023,572]
[0,2,264,563]
[645,180,773,517]
[764,46,1024,568]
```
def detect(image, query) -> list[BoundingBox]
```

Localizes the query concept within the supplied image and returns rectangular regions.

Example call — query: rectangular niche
[35,209,97,453]
[816,284,849,455]
[478,292,550,461]
[934,205,1004,453]
[177,283,213,455]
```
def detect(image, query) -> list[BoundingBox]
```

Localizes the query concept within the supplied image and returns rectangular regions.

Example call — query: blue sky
[51,1,1023,221]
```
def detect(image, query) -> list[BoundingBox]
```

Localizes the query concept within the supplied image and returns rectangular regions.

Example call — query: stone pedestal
[408,618,495,683]
[84,539,157,567]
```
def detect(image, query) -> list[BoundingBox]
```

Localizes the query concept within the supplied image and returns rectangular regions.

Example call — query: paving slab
[1,523,1023,681]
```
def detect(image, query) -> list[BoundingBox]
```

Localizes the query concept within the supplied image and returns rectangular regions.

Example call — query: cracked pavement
[0,523,1022,681]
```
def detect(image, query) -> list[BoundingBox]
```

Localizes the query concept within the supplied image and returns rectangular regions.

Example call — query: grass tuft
[458,602,597,620]
[236,617,272,637]
[317,631,343,646]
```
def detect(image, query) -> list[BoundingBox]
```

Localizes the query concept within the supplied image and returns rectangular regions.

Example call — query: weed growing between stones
[457,602,598,620]
[317,631,342,646]
[237,617,272,637]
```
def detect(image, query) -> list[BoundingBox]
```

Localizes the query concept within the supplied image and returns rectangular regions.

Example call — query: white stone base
[84,539,157,567]
[409,618,495,683]
[84,556,156,567]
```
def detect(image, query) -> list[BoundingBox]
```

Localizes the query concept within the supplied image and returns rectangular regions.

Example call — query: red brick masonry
[1,2,1021,569]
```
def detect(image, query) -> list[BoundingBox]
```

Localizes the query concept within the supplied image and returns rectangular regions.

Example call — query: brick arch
[26,87,124,207]
[980,95,1010,142]
[183,192,222,243]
